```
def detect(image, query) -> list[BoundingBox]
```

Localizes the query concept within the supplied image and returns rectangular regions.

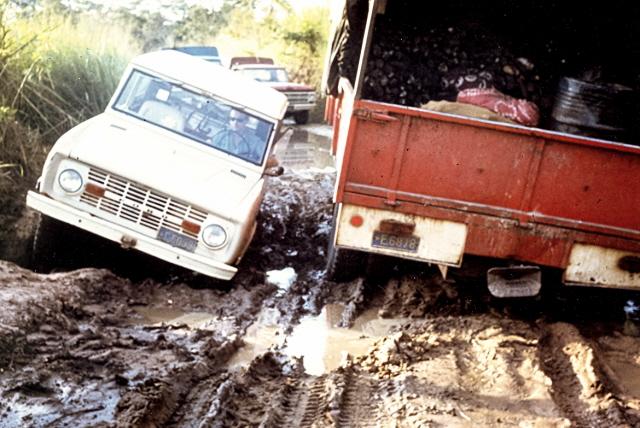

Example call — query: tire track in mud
[335,367,382,427]
[116,336,242,427]
[539,322,640,427]
[294,376,330,427]
[202,362,385,427]
[167,374,238,427]
[197,358,334,427]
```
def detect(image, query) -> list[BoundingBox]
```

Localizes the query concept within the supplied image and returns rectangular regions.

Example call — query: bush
[212,5,330,91]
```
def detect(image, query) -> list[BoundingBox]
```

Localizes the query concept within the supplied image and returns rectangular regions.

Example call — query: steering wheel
[211,129,250,155]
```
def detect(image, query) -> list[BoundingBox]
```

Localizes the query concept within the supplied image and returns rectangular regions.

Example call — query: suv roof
[168,46,221,64]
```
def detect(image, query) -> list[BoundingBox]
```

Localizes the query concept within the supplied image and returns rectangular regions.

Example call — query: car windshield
[240,67,289,83]
[113,70,275,165]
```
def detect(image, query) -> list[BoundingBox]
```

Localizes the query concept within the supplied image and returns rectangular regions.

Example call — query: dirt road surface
[2,125,640,427]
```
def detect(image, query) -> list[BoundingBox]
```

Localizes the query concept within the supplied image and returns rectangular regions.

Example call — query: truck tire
[325,205,366,281]
[326,238,366,282]
[293,111,309,125]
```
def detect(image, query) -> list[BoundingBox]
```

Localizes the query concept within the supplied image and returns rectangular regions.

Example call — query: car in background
[230,57,316,124]
[168,46,223,66]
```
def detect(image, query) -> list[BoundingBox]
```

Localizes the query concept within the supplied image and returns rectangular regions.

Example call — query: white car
[26,50,288,280]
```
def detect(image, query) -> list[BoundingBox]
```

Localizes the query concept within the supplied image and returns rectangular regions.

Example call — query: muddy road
[2,125,640,427]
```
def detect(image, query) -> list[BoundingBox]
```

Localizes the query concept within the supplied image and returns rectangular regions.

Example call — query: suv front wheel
[293,111,309,125]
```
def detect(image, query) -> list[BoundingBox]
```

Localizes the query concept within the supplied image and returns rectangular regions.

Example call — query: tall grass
[0,6,137,221]
[8,14,135,138]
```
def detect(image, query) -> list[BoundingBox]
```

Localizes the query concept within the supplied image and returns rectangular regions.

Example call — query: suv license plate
[372,231,420,253]
[157,227,198,253]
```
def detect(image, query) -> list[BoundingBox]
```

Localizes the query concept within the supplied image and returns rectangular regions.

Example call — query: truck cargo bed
[325,0,640,290]
[335,96,640,270]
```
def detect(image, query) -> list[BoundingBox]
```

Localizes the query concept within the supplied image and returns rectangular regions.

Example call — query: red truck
[230,57,317,125]
[324,0,640,296]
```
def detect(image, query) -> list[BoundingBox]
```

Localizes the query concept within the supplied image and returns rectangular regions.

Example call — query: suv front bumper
[27,191,238,280]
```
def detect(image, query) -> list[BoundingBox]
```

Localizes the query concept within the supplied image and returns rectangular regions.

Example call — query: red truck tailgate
[336,99,640,267]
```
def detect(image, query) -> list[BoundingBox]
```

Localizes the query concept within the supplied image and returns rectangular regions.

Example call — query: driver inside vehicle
[210,110,264,163]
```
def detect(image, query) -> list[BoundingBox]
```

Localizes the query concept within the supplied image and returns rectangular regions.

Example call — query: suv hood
[66,115,263,217]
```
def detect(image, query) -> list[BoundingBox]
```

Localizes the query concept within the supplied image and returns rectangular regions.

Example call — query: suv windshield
[114,70,274,165]
[239,68,289,83]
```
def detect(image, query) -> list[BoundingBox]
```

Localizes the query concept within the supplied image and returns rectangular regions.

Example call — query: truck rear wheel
[326,238,366,282]
[293,111,309,125]
[325,206,366,281]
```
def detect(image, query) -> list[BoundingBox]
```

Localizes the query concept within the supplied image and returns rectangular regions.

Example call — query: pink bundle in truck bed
[457,88,540,126]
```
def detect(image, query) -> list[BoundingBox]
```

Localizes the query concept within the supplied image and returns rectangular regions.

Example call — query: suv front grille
[79,167,207,239]
[284,91,313,104]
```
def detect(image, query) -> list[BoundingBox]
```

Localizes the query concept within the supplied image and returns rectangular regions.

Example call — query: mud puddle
[228,303,409,375]
[131,306,237,333]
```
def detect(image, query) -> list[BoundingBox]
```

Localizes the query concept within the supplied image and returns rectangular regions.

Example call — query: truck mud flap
[487,266,541,298]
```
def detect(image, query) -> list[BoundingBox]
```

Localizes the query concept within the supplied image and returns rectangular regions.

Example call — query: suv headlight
[308,93,316,103]
[202,224,227,248]
[58,169,84,193]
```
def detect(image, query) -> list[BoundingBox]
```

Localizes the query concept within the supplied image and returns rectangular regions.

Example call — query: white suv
[26,50,288,280]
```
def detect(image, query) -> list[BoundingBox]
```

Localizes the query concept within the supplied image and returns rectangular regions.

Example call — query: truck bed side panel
[344,100,640,236]
[532,142,639,231]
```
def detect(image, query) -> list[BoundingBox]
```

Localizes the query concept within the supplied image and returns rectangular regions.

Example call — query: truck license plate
[372,231,420,253]
[157,227,197,253]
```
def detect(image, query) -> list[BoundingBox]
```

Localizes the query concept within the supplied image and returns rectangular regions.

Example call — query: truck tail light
[350,215,364,227]
[619,256,640,274]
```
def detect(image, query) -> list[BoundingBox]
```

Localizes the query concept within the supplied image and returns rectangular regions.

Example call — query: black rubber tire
[293,111,309,125]
[364,253,396,284]
[325,205,366,282]
[31,214,69,273]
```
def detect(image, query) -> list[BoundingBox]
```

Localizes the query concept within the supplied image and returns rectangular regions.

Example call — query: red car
[230,57,316,125]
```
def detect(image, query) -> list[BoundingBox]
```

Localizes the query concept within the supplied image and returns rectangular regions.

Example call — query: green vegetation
[0,0,331,236]
[214,4,329,89]
[0,1,135,220]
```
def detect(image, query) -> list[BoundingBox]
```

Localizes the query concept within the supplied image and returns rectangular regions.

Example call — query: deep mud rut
[2,125,640,427]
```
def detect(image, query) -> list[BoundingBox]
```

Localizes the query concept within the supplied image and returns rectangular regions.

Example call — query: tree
[174,4,234,44]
